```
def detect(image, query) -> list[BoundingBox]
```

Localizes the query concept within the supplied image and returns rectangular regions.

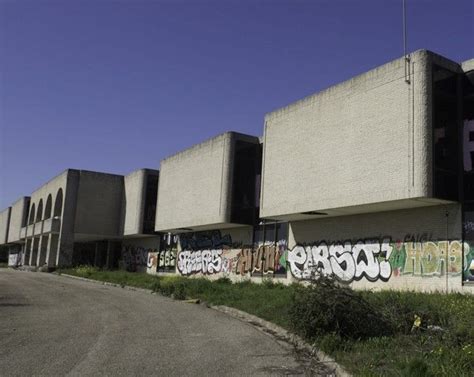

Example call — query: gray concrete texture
[0,270,309,376]
[0,207,11,245]
[260,50,463,220]
[155,132,259,232]
[5,197,29,244]
[73,170,124,239]
[123,168,159,236]
[7,168,159,268]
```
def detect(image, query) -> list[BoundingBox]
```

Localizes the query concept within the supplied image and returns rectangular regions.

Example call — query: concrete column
[22,240,31,265]
[37,235,48,266]
[57,238,73,267]
[105,241,112,269]
[48,234,59,267]
[29,237,39,266]
[45,234,52,266]
[94,242,100,267]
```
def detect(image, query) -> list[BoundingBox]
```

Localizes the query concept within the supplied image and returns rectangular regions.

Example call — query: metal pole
[403,0,411,83]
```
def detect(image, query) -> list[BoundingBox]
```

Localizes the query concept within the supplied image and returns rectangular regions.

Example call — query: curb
[210,305,351,377]
[56,272,350,376]
[54,273,156,295]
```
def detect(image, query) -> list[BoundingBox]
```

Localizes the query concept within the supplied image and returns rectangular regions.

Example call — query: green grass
[0,262,8,268]
[59,267,474,376]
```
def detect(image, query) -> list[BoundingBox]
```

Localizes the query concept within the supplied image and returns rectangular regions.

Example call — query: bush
[74,265,99,277]
[289,276,393,341]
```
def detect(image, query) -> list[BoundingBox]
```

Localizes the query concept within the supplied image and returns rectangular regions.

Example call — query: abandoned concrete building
[154,50,474,293]
[1,50,473,293]
[0,169,160,271]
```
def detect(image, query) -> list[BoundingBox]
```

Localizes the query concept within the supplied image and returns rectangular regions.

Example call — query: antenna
[403,0,411,83]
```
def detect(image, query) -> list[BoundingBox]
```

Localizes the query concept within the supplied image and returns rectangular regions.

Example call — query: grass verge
[59,266,474,376]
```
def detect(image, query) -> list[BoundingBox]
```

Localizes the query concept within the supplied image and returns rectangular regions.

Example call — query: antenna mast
[403,0,411,83]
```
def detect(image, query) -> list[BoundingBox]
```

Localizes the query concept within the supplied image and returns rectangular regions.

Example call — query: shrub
[74,265,99,277]
[215,277,232,285]
[289,276,393,341]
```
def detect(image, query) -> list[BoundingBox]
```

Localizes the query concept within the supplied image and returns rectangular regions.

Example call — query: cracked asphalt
[0,269,312,376]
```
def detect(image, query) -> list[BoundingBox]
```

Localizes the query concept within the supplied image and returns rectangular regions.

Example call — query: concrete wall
[0,207,11,245]
[462,58,474,73]
[123,169,159,236]
[169,205,471,293]
[7,197,29,243]
[174,226,254,281]
[123,169,147,236]
[260,50,460,220]
[287,204,470,293]
[155,132,257,232]
[74,170,124,238]
[121,236,160,273]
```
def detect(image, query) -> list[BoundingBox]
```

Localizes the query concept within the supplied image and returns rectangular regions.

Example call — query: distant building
[0,169,160,272]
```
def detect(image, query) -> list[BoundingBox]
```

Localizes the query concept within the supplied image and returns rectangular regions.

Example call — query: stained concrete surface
[0,270,311,376]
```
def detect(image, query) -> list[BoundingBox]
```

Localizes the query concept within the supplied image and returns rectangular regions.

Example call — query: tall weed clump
[289,276,393,341]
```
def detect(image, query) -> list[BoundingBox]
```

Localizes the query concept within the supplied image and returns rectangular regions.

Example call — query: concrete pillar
[105,241,112,269]
[47,234,59,267]
[29,237,39,266]
[56,238,73,267]
[22,240,31,265]
[94,242,100,267]
[37,235,48,266]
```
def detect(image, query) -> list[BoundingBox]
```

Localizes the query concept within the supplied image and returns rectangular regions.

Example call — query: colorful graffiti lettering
[177,249,223,276]
[464,242,474,282]
[287,239,470,282]
[235,244,287,275]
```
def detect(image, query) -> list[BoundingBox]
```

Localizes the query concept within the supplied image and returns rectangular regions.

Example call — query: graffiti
[147,252,158,269]
[403,233,433,243]
[179,230,233,251]
[287,239,470,282]
[395,241,464,276]
[8,252,23,267]
[464,119,474,171]
[122,245,153,272]
[288,239,392,282]
[464,242,474,282]
[158,249,176,271]
[177,249,223,276]
[235,248,252,275]
[464,221,474,234]
[235,243,287,275]
[145,250,176,273]
[221,256,235,274]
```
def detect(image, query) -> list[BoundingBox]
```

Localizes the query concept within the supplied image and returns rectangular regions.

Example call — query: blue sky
[1,0,473,209]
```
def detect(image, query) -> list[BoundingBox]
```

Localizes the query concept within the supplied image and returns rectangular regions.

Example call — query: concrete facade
[2,168,161,269]
[155,132,261,233]
[3,49,473,293]
[6,197,29,244]
[123,169,159,236]
[161,50,474,293]
[0,207,11,245]
[260,50,461,221]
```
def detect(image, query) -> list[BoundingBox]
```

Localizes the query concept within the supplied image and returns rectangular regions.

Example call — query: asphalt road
[0,269,312,376]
